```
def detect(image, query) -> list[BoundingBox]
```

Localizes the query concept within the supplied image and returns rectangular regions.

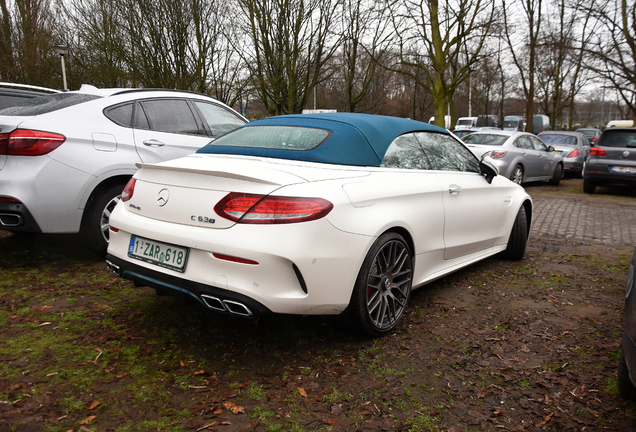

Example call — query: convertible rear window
[462,134,507,146]
[540,134,577,145]
[204,126,331,150]
[0,93,101,116]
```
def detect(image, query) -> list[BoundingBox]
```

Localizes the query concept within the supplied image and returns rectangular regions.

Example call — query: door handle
[143,139,165,147]
[448,185,462,195]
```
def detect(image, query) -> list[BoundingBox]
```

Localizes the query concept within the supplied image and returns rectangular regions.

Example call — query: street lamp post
[52,45,69,91]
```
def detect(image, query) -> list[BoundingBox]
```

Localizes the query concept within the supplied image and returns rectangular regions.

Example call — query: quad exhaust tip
[201,294,253,317]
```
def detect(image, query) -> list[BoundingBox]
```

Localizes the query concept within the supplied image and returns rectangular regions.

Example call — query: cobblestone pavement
[530,194,636,245]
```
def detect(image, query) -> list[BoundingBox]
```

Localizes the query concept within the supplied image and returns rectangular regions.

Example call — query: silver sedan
[538,131,590,178]
[462,130,564,185]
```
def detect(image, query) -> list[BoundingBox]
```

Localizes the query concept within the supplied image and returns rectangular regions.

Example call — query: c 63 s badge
[192,215,215,224]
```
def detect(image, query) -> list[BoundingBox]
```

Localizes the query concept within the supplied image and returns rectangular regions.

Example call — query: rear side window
[382,134,432,170]
[138,99,201,135]
[600,130,636,148]
[104,103,134,127]
[0,93,100,116]
[192,101,246,137]
[382,132,480,173]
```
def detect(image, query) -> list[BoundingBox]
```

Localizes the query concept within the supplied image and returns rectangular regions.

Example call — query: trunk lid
[124,154,369,229]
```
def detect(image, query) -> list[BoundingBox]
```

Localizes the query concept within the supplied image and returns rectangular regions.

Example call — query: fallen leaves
[222,401,244,414]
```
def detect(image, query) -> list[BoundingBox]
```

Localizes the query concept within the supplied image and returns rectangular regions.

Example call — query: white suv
[0,85,247,253]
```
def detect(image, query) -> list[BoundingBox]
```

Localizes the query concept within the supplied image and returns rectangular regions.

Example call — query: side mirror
[547,145,555,152]
[479,157,499,184]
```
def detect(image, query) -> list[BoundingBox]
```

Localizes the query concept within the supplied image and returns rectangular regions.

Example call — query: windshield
[539,134,577,145]
[503,120,519,128]
[201,125,331,151]
[462,134,507,146]
[456,119,472,126]
[0,93,101,116]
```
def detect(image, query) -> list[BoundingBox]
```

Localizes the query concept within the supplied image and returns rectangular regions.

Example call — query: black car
[583,127,636,193]
[619,247,636,398]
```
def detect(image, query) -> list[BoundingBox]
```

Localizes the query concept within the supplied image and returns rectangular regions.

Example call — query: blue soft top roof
[196,113,448,166]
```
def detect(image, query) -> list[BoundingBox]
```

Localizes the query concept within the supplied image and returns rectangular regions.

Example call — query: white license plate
[128,235,189,272]
[611,166,636,174]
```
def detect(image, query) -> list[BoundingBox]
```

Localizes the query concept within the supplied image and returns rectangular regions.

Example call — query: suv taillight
[214,192,333,224]
[589,147,606,156]
[0,133,9,155]
[5,129,66,156]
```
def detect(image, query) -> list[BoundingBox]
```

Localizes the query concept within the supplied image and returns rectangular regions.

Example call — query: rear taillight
[0,133,8,155]
[214,192,333,224]
[589,147,606,156]
[6,129,66,156]
[566,149,580,158]
[592,137,599,143]
[121,178,136,202]
[0,197,21,203]
[484,150,507,159]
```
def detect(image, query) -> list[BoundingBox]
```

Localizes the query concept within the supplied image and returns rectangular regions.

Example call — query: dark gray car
[538,131,590,177]
[583,127,636,193]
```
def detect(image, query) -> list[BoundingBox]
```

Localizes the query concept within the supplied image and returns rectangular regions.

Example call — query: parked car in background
[583,127,636,193]
[476,114,501,129]
[0,85,247,253]
[538,131,590,177]
[576,127,602,145]
[503,115,525,131]
[532,114,550,134]
[454,116,477,130]
[607,120,634,128]
[618,247,636,399]
[105,113,532,336]
[0,82,60,109]
[462,130,563,185]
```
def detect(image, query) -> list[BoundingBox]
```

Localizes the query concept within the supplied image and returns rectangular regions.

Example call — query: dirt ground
[1,178,636,431]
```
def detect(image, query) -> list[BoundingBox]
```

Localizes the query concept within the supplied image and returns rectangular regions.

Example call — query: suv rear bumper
[0,200,42,232]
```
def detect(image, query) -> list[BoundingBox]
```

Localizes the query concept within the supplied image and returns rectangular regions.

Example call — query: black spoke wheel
[352,233,412,336]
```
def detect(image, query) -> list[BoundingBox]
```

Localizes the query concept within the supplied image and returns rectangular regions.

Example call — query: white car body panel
[0,88,247,236]
[107,153,530,316]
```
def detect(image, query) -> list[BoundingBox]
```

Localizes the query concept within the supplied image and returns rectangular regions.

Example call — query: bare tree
[385,0,498,128]
[233,0,341,115]
[503,0,543,132]
[586,0,636,121]
[0,0,57,86]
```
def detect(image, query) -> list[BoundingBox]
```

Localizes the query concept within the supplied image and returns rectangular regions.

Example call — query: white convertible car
[106,113,532,336]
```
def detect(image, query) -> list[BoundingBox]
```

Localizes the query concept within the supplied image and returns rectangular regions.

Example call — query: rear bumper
[106,254,272,318]
[0,200,42,232]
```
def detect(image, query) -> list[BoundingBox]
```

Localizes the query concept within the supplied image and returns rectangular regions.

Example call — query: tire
[500,205,528,261]
[618,350,636,399]
[80,183,125,255]
[510,165,523,185]
[351,233,413,337]
[578,160,585,179]
[549,164,562,186]
[583,178,596,194]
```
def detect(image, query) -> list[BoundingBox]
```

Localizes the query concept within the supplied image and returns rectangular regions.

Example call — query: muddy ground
[1,178,636,431]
